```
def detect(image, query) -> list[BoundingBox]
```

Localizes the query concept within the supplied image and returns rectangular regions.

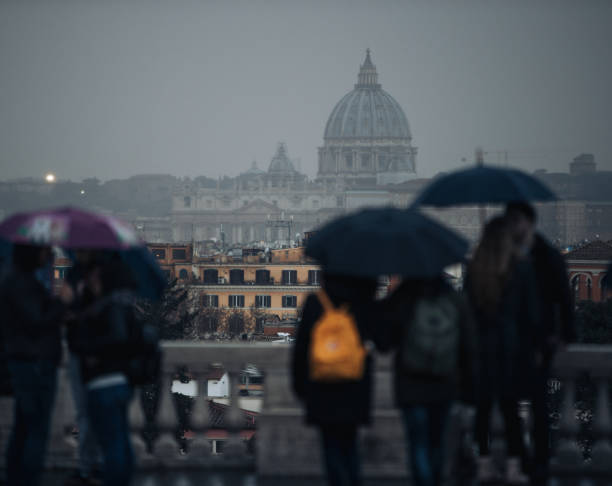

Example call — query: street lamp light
[45,173,56,183]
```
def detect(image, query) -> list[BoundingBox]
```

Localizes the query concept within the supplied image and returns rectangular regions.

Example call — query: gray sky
[1,0,611,182]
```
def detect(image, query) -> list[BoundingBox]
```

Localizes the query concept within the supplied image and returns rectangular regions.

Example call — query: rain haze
[0,0,611,181]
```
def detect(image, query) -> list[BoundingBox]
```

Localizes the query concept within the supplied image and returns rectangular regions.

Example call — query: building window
[203,295,219,308]
[172,249,187,260]
[308,270,321,285]
[255,295,271,308]
[361,154,371,168]
[345,154,353,168]
[200,315,218,333]
[281,270,297,285]
[255,269,270,284]
[282,295,297,308]
[228,314,244,336]
[184,196,191,207]
[206,200,213,208]
[312,199,319,209]
[228,295,245,308]
[178,269,189,280]
[587,278,592,300]
[255,317,265,334]
[571,275,580,302]
[229,269,244,284]
[152,249,166,259]
[203,269,219,284]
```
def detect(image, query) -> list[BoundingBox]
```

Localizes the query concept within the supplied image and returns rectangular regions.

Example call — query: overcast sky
[1,0,611,182]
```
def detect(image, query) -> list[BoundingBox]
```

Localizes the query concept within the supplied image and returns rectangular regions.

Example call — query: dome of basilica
[268,142,296,173]
[323,49,412,141]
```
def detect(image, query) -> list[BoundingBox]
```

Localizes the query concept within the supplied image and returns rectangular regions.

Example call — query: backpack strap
[316,290,334,311]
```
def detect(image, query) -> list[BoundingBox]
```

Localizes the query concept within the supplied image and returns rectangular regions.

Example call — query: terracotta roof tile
[565,240,612,260]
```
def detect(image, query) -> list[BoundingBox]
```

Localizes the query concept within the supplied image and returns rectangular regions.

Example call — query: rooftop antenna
[475,147,484,167]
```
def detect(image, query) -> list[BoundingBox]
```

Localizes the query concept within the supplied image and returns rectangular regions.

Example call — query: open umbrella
[306,207,468,278]
[0,207,140,248]
[0,207,166,300]
[411,165,557,207]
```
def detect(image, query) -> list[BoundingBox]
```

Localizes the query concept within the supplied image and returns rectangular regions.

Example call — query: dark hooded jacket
[467,259,539,401]
[70,291,136,384]
[531,234,575,360]
[291,276,382,426]
[382,279,477,407]
[0,267,64,364]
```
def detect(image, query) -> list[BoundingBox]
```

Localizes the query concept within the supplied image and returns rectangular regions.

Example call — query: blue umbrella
[306,207,468,278]
[64,246,167,301]
[119,246,167,301]
[411,165,557,207]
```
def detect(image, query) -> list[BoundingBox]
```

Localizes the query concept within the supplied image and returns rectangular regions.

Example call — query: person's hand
[59,283,74,304]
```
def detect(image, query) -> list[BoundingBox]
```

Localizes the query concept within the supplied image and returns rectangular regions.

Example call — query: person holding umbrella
[412,158,569,484]
[294,207,469,486]
[503,202,575,485]
[465,216,539,484]
[0,243,73,486]
[64,250,103,486]
[382,274,476,486]
[69,255,139,486]
[0,207,166,486]
[292,272,380,486]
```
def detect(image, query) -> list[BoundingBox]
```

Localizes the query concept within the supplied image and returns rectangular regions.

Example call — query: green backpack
[400,293,460,378]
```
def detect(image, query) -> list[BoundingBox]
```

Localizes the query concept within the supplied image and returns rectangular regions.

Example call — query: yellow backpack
[309,290,367,382]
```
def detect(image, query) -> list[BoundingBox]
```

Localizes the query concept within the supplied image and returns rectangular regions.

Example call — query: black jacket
[383,281,477,407]
[291,288,382,426]
[531,234,575,357]
[468,259,539,401]
[0,268,64,364]
[70,291,136,384]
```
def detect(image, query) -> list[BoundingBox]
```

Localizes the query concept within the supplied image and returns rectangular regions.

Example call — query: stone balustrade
[1,342,612,483]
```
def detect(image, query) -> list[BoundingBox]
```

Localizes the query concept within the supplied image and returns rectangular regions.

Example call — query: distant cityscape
[2,51,611,251]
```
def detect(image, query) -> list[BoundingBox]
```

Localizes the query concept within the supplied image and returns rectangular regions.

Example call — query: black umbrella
[305,207,468,278]
[411,165,557,207]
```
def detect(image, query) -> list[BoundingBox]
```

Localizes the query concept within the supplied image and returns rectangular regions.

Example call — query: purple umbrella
[0,207,141,249]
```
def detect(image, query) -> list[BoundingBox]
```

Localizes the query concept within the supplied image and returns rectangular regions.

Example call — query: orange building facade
[565,240,612,302]
[147,243,321,335]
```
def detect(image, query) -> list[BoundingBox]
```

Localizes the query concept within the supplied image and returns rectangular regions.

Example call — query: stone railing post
[590,377,612,481]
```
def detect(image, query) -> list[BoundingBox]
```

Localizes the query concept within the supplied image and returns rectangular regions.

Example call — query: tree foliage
[137,279,195,340]
[574,300,612,344]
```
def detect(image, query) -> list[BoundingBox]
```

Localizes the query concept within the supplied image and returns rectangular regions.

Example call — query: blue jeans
[68,355,101,478]
[319,424,361,486]
[87,383,134,486]
[6,360,57,486]
[402,403,452,486]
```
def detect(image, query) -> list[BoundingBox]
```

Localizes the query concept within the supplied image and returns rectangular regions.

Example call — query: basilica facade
[169,50,418,245]
[317,49,417,187]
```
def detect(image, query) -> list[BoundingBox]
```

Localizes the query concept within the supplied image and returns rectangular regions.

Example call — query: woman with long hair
[466,216,538,484]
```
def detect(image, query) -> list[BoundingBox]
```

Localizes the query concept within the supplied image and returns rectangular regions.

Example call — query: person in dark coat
[382,276,476,486]
[70,258,137,486]
[291,273,379,486]
[0,243,72,486]
[504,202,575,486]
[64,251,103,485]
[466,216,539,484]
